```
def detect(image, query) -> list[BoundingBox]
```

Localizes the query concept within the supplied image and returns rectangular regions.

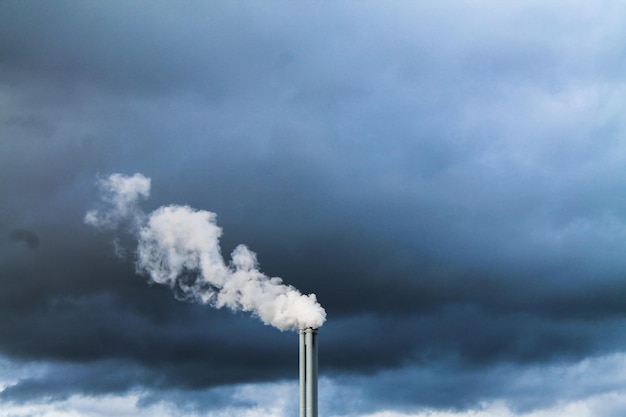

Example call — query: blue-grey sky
[3,1,626,416]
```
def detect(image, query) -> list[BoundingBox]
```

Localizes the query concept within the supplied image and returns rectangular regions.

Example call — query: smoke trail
[85,173,326,331]
[85,173,150,230]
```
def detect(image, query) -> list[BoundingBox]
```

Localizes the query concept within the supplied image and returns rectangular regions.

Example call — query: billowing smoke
[85,173,326,331]
[85,173,150,230]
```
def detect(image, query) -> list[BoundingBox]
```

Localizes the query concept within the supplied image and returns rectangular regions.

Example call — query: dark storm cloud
[2,1,626,415]
[0,0,310,99]
[8,229,39,249]
[0,224,295,370]
[324,352,626,416]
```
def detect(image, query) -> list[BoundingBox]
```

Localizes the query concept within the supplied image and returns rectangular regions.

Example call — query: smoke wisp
[85,173,326,331]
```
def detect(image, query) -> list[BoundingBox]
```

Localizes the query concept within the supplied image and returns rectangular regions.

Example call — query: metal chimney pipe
[299,329,306,417]
[299,327,318,417]
[306,328,318,417]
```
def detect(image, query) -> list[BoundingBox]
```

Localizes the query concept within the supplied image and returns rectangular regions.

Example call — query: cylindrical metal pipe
[305,328,318,417]
[299,329,306,417]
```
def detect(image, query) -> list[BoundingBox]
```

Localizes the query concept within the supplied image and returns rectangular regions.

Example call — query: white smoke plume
[85,173,151,230]
[85,173,326,331]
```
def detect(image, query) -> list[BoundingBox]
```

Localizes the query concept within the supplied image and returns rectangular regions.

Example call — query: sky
[2,1,626,416]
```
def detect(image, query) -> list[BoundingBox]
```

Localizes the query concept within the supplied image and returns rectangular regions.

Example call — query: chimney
[299,327,318,417]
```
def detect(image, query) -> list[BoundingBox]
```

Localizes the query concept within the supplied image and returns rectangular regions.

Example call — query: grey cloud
[2,1,626,415]
[9,229,40,249]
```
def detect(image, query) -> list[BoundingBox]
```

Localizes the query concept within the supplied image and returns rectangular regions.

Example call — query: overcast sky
[3,1,626,416]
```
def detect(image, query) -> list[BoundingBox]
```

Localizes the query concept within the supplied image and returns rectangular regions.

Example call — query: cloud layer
[2,1,626,416]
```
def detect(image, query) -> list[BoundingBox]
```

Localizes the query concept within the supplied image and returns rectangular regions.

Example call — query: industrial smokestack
[300,327,318,417]
[86,173,327,414]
